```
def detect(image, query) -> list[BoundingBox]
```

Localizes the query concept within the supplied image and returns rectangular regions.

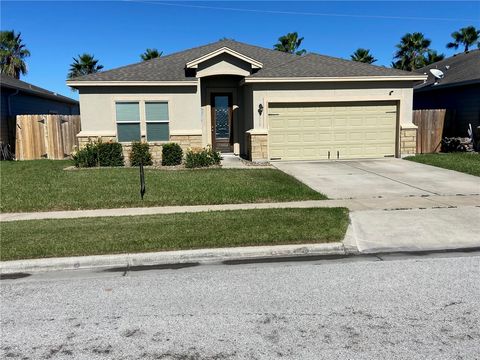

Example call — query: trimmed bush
[97,142,124,167]
[185,146,221,168]
[72,143,98,168]
[130,142,153,166]
[162,143,183,166]
[72,141,124,168]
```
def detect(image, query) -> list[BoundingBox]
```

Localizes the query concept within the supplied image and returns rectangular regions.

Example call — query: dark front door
[211,94,233,152]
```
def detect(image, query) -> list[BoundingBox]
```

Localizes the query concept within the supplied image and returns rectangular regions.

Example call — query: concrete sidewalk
[1,194,479,222]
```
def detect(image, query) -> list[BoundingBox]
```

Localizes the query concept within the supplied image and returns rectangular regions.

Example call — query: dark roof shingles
[71,39,417,82]
[1,75,78,103]
[415,49,480,90]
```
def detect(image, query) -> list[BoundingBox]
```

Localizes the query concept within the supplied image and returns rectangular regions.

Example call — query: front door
[211,94,233,152]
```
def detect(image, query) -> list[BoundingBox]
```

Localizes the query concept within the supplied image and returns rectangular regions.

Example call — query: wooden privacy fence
[413,109,446,154]
[15,115,81,160]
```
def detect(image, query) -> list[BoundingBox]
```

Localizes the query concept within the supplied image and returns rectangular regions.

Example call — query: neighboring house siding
[10,92,79,116]
[0,86,79,155]
[414,84,480,137]
[0,90,12,145]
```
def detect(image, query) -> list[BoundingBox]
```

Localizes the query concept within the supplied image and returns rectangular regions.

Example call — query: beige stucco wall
[77,85,202,138]
[196,53,252,78]
[248,81,416,159]
[250,81,416,130]
[76,80,417,159]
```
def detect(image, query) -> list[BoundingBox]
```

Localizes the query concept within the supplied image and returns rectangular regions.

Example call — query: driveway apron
[274,159,480,253]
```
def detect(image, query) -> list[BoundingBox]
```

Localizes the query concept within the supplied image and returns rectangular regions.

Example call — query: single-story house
[0,75,79,156]
[67,39,425,162]
[414,49,480,137]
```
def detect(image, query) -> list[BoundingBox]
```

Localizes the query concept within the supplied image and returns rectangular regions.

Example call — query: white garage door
[268,102,397,160]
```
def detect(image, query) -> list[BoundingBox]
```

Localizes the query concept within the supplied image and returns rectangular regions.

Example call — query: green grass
[405,153,480,177]
[0,208,349,261]
[0,160,325,213]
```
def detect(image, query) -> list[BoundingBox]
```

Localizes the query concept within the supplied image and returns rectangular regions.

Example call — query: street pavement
[1,251,479,359]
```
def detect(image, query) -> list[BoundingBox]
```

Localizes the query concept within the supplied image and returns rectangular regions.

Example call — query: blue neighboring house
[414,50,480,138]
[0,75,79,158]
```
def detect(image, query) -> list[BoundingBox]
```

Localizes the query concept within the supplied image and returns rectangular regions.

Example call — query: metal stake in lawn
[139,160,146,200]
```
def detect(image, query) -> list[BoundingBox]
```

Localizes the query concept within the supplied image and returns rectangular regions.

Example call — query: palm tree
[350,48,377,64]
[425,50,445,65]
[392,32,436,71]
[446,26,480,52]
[67,53,103,79]
[140,48,162,61]
[0,30,30,79]
[274,32,306,55]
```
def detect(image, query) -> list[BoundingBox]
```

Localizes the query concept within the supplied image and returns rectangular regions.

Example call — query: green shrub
[162,143,183,166]
[72,141,124,168]
[97,142,124,167]
[72,143,98,168]
[185,146,221,168]
[130,142,153,166]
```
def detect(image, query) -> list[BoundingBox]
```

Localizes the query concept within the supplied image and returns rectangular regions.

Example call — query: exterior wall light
[258,104,264,115]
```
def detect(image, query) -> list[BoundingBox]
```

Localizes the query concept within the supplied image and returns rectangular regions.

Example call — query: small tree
[274,32,306,55]
[67,53,103,79]
[350,48,377,64]
[447,26,480,52]
[392,32,442,71]
[140,48,162,61]
[0,30,30,79]
[425,50,445,65]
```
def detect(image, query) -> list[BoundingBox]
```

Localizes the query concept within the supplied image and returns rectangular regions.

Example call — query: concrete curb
[0,242,355,274]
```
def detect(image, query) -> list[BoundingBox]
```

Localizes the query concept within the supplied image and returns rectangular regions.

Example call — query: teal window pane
[116,102,140,122]
[147,123,169,141]
[117,123,141,142]
[146,102,169,121]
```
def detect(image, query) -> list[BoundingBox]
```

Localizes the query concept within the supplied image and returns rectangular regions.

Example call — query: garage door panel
[268,102,396,160]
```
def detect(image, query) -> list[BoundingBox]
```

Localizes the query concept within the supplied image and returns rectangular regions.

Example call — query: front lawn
[0,160,325,213]
[0,207,349,261]
[405,153,480,177]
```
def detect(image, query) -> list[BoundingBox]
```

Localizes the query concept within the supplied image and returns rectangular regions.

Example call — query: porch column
[246,129,268,162]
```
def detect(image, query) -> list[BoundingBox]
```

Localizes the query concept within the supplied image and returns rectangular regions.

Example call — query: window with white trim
[145,101,169,141]
[115,102,141,142]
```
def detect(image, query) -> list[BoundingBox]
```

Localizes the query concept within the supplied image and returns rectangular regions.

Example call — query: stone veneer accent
[170,135,202,151]
[400,126,417,156]
[247,131,268,162]
[77,134,203,166]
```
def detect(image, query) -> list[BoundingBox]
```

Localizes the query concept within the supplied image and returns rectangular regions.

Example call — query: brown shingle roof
[415,49,480,90]
[70,39,418,82]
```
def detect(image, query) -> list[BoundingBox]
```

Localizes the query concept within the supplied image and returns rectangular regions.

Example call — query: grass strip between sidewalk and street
[405,153,480,177]
[0,207,349,261]
[0,160,326,213]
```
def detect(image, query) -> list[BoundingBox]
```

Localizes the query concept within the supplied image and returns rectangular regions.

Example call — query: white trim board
[186,47,263,69]
[242,75,427,84]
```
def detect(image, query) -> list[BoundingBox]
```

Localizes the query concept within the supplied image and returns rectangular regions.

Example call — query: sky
[1,1,479,99]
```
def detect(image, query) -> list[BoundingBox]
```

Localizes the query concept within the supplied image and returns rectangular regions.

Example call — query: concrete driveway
[274,159,480,253]
[274,159,480,199]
